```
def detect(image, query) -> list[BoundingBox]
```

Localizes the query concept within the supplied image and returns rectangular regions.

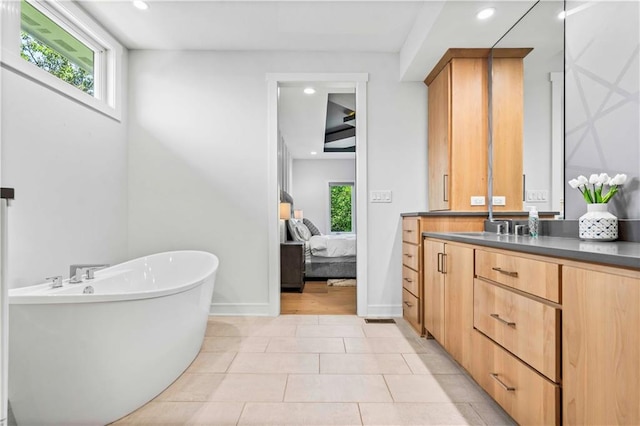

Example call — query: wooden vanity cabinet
[402,218,423,333]
[425,49,529,211]
[423,239,474,371]
[563,265,640,425]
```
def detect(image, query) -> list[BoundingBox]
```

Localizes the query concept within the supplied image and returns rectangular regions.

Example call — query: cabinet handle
[443,174,449,202]
[404,278,413,283]
[490,313,516,327]
[404,301,413,308]
[490,373,516,392]
[404,254,413,258]
[522,174,526,202]
[491,267,518,277]
[442,253,447,274]
[404,229,413,233]
[437,252,443,273]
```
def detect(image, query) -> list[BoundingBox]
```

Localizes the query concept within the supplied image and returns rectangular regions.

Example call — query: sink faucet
[494,220,511,235]
[69,264,110,283]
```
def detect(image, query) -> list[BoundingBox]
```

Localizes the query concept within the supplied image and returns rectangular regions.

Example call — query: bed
[282,191,356,280]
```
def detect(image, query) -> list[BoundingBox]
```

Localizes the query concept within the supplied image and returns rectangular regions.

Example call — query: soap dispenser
[528,206,539,237]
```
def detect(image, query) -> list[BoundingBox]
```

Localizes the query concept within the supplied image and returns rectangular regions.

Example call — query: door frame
[266,73,369,316]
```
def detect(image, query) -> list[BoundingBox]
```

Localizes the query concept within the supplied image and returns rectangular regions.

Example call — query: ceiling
[77,0,563,159]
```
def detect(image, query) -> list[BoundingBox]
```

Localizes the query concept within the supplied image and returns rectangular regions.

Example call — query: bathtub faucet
[69,264,110,283]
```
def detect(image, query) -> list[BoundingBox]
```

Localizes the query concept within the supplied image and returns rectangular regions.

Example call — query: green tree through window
[330,184,353,232]
[20,32,94,95]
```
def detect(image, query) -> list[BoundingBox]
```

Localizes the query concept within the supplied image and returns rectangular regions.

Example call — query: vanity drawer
[475,249,560,302]
[402,218,420,244]
[471,330,560,426]
[402,289,421,332]
[474,278,560,382]
[402,265,420,297]
[402,242,420,271]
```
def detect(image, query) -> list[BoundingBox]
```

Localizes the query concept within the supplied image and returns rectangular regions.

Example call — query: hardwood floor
[280,281,356,315]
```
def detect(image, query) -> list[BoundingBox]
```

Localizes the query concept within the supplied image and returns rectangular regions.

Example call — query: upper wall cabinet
[425,48,530,211]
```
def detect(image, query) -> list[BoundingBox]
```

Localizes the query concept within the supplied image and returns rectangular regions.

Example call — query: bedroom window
[329,182,354,233]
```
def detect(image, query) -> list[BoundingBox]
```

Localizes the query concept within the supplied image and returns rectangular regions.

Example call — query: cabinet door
[443,243,474,371]
[427,63,451,211]
[423,239,445,341]
[563,266,640,425]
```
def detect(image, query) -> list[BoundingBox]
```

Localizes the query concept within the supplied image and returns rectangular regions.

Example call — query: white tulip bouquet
[568,173,627,204]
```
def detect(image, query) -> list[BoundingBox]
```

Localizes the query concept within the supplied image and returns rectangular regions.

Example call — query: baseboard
[366,304,402,318]
[209,302,272,316]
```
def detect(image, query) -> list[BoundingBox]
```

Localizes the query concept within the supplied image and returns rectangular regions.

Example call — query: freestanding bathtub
[8,250,218,426]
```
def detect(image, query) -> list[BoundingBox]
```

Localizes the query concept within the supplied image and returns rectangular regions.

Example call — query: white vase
[579,203,618,241]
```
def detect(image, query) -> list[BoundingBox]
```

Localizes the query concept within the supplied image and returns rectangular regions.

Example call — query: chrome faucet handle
[45,276,63,288]
[495,223,503,235]
[514,224,528,235]
[85,265,109,280]
[69,263,109,283]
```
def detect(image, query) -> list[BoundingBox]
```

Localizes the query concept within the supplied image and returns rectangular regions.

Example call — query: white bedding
[308,234,356,257]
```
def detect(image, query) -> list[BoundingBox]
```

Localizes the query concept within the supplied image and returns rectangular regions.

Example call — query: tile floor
[114,315,516,425]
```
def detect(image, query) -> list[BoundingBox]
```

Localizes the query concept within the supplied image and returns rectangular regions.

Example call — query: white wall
[0,66,129,288]
[128,51,427,316]
[292,159,356,234]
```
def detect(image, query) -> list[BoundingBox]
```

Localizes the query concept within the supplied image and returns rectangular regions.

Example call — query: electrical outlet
[470,196,486,206]
[492,196,506,206]
[370,190,392,203]
[526,190,548,202]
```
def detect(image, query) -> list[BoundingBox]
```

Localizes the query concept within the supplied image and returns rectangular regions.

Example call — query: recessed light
[310,151,317,155]
[477,7,495,20]
[133,0,149,10]
[304,87,316,95]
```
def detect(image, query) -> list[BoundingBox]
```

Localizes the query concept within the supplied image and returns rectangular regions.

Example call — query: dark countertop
[423,232,640,270]
[402,211,559,217]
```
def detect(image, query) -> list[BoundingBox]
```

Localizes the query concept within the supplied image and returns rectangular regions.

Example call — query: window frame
[328,181,355,234]
[1,0,123,120]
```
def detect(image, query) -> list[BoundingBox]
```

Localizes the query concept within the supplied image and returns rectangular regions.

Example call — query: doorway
[266,73,368,317]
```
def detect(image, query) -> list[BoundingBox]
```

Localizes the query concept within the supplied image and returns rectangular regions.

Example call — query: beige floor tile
[319,315,367,325]
[228,353,319,374]
[320,354,412,375]
[114,401,244,425]
[285,374,392,402]
[402,353,462,375]
[266,337,345,353]
[361,324,416,338]
[186,352,237,373]
[206,323,297,337]
[470,402,517,425]
[271,315,319,325]
[344,337,430,354]
[296,325,365,338]
[384,375,489,403]
[359,402,485,425]
[156,373,287,402]
[238,402,362,425]
[208,316,274,326]
[201,336,270,352]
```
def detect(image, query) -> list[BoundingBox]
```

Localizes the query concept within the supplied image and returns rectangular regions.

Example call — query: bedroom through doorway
[277,82,358,315]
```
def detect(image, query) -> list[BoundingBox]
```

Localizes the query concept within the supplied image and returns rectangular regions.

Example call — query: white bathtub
[8,250,219,426]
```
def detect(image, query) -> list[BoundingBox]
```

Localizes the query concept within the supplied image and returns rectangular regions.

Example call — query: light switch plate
[370,190,392,203]
[492,196,506,206]
[470,196,486,206]
[526,190,548,202]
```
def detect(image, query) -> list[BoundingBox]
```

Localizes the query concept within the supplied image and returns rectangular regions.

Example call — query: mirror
[490,0,565,216]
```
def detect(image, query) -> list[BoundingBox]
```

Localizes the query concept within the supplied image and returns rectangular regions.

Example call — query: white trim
[209,303,272,317]
[550,72,564,217]
[0,0,123,121]
[267,72,369,317]
[366,304,403,318]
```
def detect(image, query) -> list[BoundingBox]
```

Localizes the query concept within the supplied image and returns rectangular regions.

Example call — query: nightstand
[280,242,305,292]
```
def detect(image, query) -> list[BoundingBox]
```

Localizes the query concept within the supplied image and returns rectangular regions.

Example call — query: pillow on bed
[303,218,322,236]
[287,219,312,242]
